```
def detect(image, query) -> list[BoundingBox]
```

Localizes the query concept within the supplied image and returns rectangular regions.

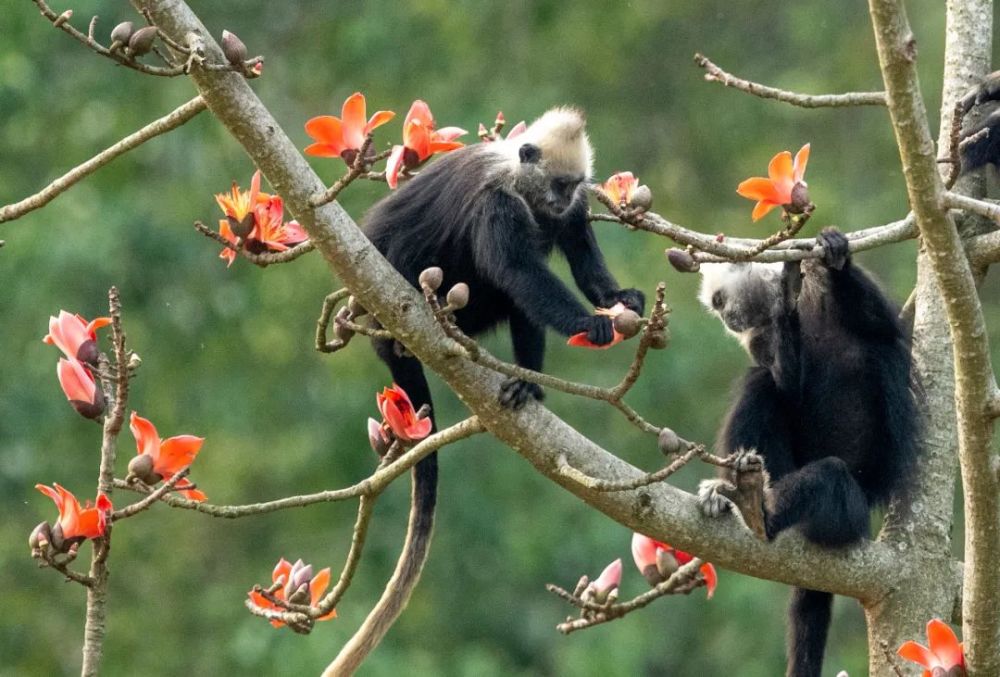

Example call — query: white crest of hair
[698,261,782,347]
[485,106,594,179]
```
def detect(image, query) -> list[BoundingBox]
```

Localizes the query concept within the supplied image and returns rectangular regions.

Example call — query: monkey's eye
[711,291,725,310]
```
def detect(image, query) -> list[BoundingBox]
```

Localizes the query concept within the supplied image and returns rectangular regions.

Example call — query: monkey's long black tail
[786,587,833,677]
[325,347,438,677]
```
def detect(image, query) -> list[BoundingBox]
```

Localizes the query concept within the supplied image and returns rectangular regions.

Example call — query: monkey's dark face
[513,145,586,219]
[541,174,584,217]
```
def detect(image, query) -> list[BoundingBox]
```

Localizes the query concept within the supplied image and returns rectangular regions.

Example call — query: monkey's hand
[817,227,849,271]
[499,377,544,410]
[575,315,615,346]
[605,288,645,315]
[698,450,770,541]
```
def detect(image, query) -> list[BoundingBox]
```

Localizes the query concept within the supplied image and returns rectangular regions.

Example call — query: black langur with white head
[330,108,644,672]
[696,228,919,677]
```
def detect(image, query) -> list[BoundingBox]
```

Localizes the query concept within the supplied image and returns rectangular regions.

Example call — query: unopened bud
[656,549,679,578]
[648,329,669,350]
[221,30,248,66]
[657,427,682,456]
[71,387,106,421]
[613,310,641,339]
[477,123,489,138]
[368,418,390,457]
[631,184,653,211]
[347,296,368,318]
[54,10,73,27]
[419,267,443,292]
[128,353,143,370]
[128,454,159,484]
[446,283,470,310]
[109,21,134,50]
[640,563,664,587]
[29,522,52,552]
[666,248,699,273]
[127,25,158,57]
[50,522,66,552]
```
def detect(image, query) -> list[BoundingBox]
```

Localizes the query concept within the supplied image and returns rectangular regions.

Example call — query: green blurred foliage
[2,1,999,675]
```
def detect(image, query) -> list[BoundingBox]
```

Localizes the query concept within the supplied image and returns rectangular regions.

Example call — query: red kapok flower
[248,557,337,628]
[377,383,432,442]
[304,92,395,164]
[631,532,717,599]
[736,144,810,222]
[567,303,627,349]
[898,619,966,677]
[245,195,308,255]
[602,172,639,208]
[385,100,467,188]
[35,483,112,546]
[43,311,110,364]
[129,411,207,502]
[57,358,105,420]
[213,172,308,266]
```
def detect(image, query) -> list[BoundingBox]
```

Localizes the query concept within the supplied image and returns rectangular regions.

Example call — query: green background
[1,1,997,675]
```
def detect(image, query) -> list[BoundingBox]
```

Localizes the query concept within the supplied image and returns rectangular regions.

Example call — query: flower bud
[127,25,158,57]
[221,30,248,66]
[656,548,679,578]
[109,21,134,50]
[648,329,669,350]
[29,522,52,552]
[657,427,682,456]
[639,563,664,587]
[70,387,106,421]
[631,184,653,211]
[446,283,470,310]
[368,418,390,457]
[347,296,368,318]
[128,353,143,370]
[54,10,72,27]
[787,182,812,215]
[49,522,66,552]
[419,266,443,292]
[128,453,159,484]
[76,339,100,366]
[613,310,641,339]
[666,248,699,273]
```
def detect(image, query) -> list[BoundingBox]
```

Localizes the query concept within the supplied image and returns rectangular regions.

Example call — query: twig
[312,494,378,616]
[694,53,887,108]
[942,100,966,188]
[315,288,351,352]
[113,418,485,518]
[0,97,207,224]
[38,548,95,587]
[556,446,704,491]
[111,467,190,520]
[942,191,1000,225]
[547,557,706,635]
[193,221,316,266]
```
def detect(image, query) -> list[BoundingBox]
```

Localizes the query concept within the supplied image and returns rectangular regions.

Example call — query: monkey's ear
[518,143,542,164]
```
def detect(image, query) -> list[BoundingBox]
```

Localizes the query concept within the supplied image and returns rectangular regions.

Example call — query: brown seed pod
[648,329,669,350]
[613,310,641,339]
[127,454,159,484]
[109,21,134,50]
[127,25,158,57]
[446,283,470,310]
[419,266,444,292]
[631,184,653,211]
[657,427,682,456]
[666,248,699,273]
[221,30,248,66]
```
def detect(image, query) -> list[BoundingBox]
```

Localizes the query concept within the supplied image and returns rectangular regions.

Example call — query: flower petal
[405,416,433,441]
[57,358,97,403]
[433,126,468,142]
[793,143,810,183]
[700,562,718,599]
[429,140,465,155]
[304,116,346,156]
[405,120,433,160]
[129,412,161,460]
[751,200,779,222]
[631,533,659,571]
[926,619,963,667]
[736,177,782,203]
[157,435,204,475]
[310,567,332,604]
[341,92,367,150]
[385,145,406,189]
[897,641,935,668]
[767,150,793,182]
[404,100,433,128]
[365,110,396,134]
[303,142,342,158]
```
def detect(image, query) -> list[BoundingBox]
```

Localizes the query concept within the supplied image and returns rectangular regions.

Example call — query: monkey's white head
[699,261,782,348]
[519,107,594,180]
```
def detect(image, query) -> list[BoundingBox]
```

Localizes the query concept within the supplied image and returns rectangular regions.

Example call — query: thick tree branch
[869,0,999,673]
[694,52,887,107]
[0,97,206,224]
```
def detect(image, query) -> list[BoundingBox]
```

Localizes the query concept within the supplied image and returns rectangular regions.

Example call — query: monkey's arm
[557,204,645,314]
[768,260,804,397]
[476,193,614,343]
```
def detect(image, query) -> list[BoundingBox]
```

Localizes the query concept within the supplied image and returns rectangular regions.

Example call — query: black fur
[960,71,1000,171]
[360,140,643,648]
[706,228,919,677]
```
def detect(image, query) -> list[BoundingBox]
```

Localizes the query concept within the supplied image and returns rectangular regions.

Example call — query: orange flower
[377,383,432,442]
[736,144,810,222]
[43,311,110,364]
[129,412,207,501]
[630,533,717,599]
[56,358,105,420]
[385,100,467,188]
[214,172,308,266]
[304,92,395,164]
[35,483,112,546]
[602,172,639,207]
[567,303,627,349]
[898,619,966,677]
[248,558,337,628]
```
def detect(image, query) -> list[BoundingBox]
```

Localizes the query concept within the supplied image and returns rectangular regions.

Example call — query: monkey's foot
[698,450,769,540]
[818,228,849,271]
[698,479,737,518]
[499,378,544,410]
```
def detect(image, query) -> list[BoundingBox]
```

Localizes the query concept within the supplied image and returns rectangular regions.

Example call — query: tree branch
[0,97,206,224]
[694,52,887,108]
